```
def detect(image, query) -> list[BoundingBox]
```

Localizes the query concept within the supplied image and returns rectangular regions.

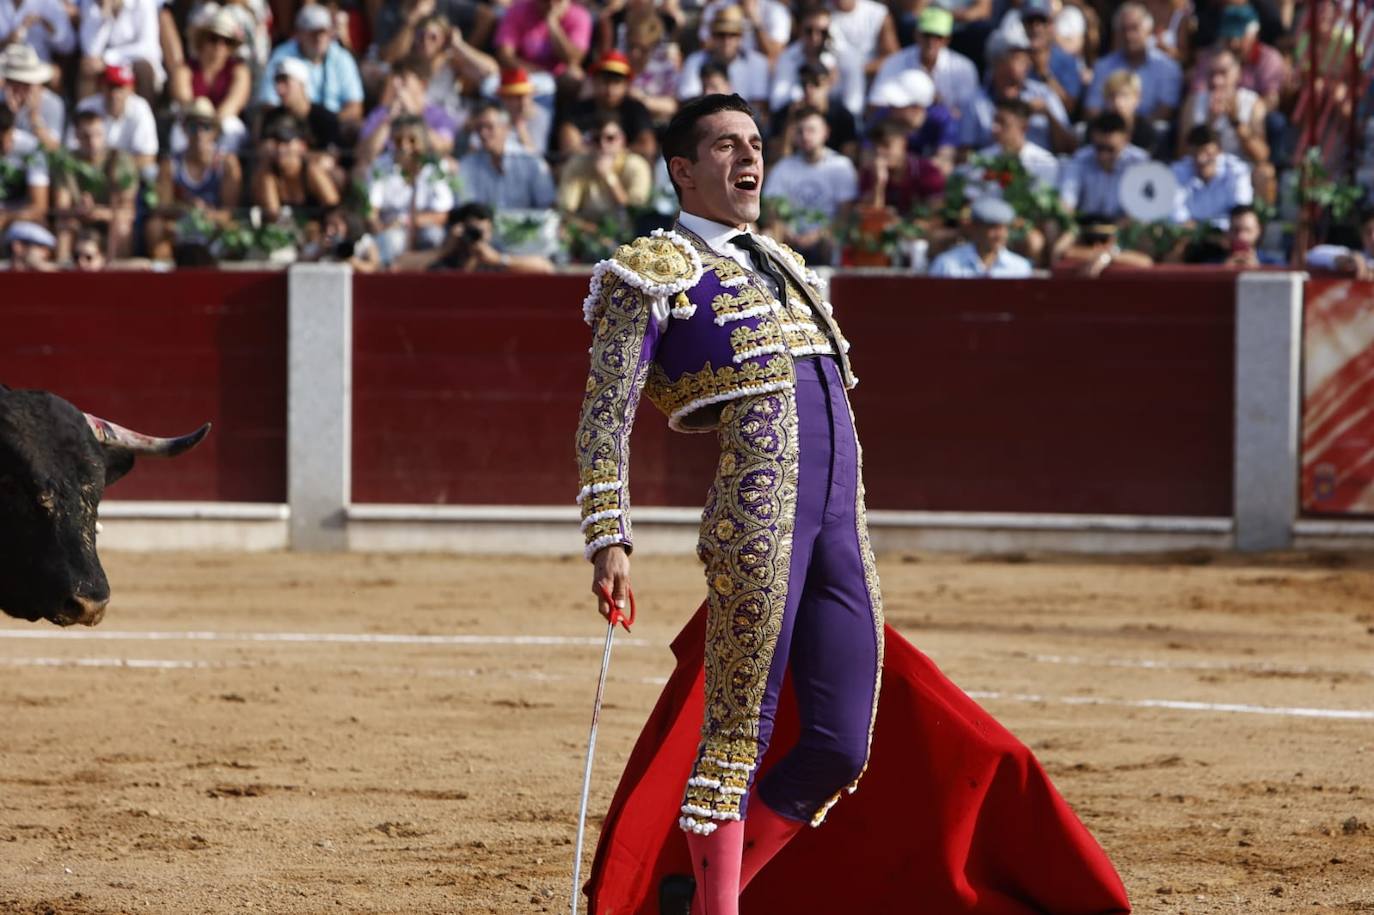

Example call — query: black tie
[729,233,792,303]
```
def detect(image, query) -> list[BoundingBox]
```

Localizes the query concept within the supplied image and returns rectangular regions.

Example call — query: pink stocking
[739,792,804,890]
[686,819,744,915]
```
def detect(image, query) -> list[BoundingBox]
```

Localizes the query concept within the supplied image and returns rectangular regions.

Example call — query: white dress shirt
[70,92,158,158]
[79,0,164,83]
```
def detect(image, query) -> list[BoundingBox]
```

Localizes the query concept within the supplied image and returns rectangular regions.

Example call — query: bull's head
[0,385,209,626]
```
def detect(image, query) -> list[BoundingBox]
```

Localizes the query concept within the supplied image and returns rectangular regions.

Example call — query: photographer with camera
[395,202,555,273]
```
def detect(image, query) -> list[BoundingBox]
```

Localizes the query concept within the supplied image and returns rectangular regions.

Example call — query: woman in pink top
[494,0,593,83]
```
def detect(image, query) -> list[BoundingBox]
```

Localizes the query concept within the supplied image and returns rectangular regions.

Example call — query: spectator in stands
[858,117,944,213]
[147,98,242,259]
[1306,208,1374,279]
[497,68,552,155]
[699,60,733,96]
[557,111,651,226]
[1051,3,1093,77]
[0,0,75,65]
[761,104,857,264]
[170,9,250,152]
[868,69,955,175]
[79,0,165,101]
[769,5,863,119]
[258,5,365,129]
[1190,4,1285,110]
[1053,215,1154,275]
[678,6,768,108]
[1178,202,1284,265]
[415,201,556,272]
[1141,0,1194,63]
[70,226,107,271]
[1170,124,1252,227]
[51,107,136,258]
[960,22,1075,154]
[365,114,457,265]
[459,99,556,209]
[3,217,55,270]
[376,0,499,73]
[981,96,1057,188]
[934,0,998,71]
[1100,69,1165,159]
[1084,2,1183,124]
[697,0,792,62]
[259,57,342,156]
[554,50,655,158]
[302,203,381,272]
[357,57,458,166]
[493,0,594,87]
[928,195,1033,277]
[622,13,679,123]
[771,61,857,161]
[872,8,979,118]
[1058,112,1149,220]
[251,116,340,224]
[400,12,498,119]
[1,44,65,150]
[1018,0,1081,115]
[595,0,683,61]
[1176,46,1274,202]
[0,104,47,231]
[72,63,157,173]
[828,0,898,80]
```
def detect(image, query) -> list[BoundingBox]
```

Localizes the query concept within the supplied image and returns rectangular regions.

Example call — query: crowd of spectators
[0,0,1364,275]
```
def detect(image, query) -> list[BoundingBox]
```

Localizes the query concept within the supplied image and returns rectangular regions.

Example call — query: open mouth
[733,174,760,193]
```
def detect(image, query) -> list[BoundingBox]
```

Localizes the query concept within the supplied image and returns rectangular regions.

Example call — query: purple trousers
[750,356,882,823]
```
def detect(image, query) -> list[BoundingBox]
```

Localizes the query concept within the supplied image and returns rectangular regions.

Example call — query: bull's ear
[103,449,135,486]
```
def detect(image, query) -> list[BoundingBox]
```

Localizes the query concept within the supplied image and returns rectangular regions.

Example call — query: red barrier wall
[354,273,1236,516]
[0,271,287,502]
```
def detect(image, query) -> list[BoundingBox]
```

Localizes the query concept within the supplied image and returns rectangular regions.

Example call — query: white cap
[1055,5,1086,39]
[986,17,1031,61]
[275,56,312,86]
[6,220,56,249]
[295,3,332,31]
[868,68,935,109]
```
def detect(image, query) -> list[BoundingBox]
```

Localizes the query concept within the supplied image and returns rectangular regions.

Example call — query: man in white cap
[78,0,165,101]
[1,43,66,149]
[0,0,75,64]
[71,62,158,171]
[3,218,57,270]
[259,55,342,153]
[867,67,956,174]
[871,7,978,115]
[258,3,363,127]
[928,195,1033,277]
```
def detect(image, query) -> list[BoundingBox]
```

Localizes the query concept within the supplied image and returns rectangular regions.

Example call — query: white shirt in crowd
[1306,245,1374,272]
[368,159,457,228]
[928,242,1033,278]
[1184,88,1259,158]
[871,44,980,113]
[79,0,165,83]
[677,48,770,101]
[770,44,865,116]
[980,141,1060,188]
[0,0,76,62]
[762,147,859,230]
[70,92,159,158]
[2,127,50,188]
[698,0,793,54]
[827,0,890,67]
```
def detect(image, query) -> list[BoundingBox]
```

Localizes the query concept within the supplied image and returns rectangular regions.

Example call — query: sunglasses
[76,250,100,262]
[186,121,215,133]
[596,131,623,143]
[205,33,237,45]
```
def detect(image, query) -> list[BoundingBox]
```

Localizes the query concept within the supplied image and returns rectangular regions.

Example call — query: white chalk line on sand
[2,655,1371,721]
[0,629,649,648]
[1020,652,1374,679]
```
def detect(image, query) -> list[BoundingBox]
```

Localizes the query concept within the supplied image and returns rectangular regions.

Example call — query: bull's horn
[84,414,211,457]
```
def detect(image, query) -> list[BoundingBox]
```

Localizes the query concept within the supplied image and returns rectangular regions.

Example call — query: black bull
[0,385,209,626]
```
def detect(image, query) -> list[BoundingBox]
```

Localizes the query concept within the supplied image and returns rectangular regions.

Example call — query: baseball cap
[497,67,534,95]
[986,17,1031,60]
[295,3,332,32]
[971,196,1016,226]
[592,50,633,78]
[868,69,935,109]
[1020,0,1052,21]
[274,56,312,86]
[103,62,135,87]
[1218,4,1259,37]
[918,7,954,36]
[6,220,56,249]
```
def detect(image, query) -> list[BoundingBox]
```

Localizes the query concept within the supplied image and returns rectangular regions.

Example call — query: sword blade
[571,620,617,915]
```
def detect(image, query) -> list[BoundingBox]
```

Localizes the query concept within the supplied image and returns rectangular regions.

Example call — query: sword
[571,583,636,915]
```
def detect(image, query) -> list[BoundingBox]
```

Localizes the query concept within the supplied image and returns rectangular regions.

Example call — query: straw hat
[711,5,746,35]
[185,96,220,129]
[194,8,244,45]
[1,44,54,85]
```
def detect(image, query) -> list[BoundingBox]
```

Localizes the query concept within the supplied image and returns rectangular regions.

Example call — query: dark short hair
[661,93,756,198]
[1077,213,1118,244]
[698,61,731,86]
[1229,203,1259,223]
[74,108,103,126]
[469,97,505,120]
[590,110,624,135]
[74,226,105,249]
[994,97,1032,123]
[868,118,908,145]
[1087,112,1128,137]
[798,61,830,84]
[1186,124,1219,148]
[391,56,425,80]
[1358,205,1374,227]
[449,201,494,226]
[791,104,825,124]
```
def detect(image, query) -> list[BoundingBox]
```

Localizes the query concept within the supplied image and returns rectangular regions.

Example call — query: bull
[0,384,209,626]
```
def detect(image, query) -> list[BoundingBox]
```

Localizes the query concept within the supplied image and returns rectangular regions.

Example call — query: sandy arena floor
[1,550,1372,914]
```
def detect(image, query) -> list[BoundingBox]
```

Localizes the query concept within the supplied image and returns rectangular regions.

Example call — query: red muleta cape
[586,605,1131,915]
